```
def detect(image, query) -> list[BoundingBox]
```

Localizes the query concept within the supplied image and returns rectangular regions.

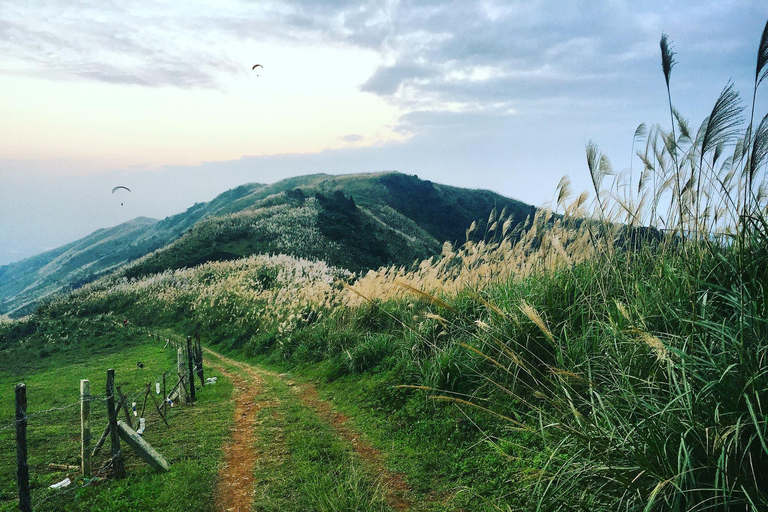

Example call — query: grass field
[0,329,233,512]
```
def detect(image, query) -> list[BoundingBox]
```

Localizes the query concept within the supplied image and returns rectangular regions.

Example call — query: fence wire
[4,325,201,510]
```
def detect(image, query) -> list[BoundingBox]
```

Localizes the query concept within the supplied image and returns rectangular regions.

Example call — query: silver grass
[750,113,768,186]
[757,19,768,87]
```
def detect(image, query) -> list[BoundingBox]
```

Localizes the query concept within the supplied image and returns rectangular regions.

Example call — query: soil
[208,353,266,512]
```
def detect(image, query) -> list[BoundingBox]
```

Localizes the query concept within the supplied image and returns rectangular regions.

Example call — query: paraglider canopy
[112,186,130,206]
[252,64,263,70]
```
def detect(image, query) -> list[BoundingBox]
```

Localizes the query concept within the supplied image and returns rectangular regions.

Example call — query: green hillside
[120,172,535,280]
[0,183,263,317]
[0,173,535,317]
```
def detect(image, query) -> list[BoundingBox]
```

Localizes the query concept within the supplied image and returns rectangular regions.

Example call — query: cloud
[1,1,761,106]
[339,134,365,142]
[360,62,438,95]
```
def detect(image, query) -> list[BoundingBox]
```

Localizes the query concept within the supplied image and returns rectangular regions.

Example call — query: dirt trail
[207,351,269,512]
[205,348,413,512]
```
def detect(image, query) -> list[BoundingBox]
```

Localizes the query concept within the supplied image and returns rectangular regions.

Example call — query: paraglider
[112,186,130,206]
[252,64,263,76]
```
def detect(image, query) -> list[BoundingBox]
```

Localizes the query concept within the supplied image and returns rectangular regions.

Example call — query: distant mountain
[0,172,536,317]
[0,183,263,317]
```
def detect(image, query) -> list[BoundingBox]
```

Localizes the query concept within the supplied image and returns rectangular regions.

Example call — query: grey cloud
[340,134,365,142]
[360,63,438,95]
[1,0,763,99]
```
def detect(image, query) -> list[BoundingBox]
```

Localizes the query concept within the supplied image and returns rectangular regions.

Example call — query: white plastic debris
[137,417,146,436]
[156,382,160,394]
[205,377,218,385]
[132,402,137,417]
[49,477,71,489]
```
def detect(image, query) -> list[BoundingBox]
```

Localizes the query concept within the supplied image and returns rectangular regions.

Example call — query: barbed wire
[4,326,205,509]
[3,328,198,430]
[0,395,110,433]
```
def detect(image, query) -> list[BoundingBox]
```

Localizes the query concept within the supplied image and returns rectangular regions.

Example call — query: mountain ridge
[0,172,536,317]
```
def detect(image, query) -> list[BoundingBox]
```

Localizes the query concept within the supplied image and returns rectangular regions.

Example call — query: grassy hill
[121,172,535,280]
[0,172,535,317]
[0,183,264,318]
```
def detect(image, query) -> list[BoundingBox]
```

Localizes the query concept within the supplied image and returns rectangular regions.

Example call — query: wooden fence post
[106,369,126,478]
[162,372,167,416]
[116,385,132,429]
[177,348,189,404]
[15,383,31,512]
[186,336,196,402]
[80,379,91,478]
[195,334,204,386]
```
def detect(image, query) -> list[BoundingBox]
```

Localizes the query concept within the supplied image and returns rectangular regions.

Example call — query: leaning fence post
[195,334,204,386]
[187,336,196,402]
[80,379,91,478]
[116,385,132,429]
[177,348,189,404]
[16,383,31,512]
[106,369,126,478]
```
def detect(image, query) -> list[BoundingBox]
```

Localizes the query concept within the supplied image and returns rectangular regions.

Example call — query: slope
[0,172,535,317]
[0,183,263,317]
[121,172,536,280]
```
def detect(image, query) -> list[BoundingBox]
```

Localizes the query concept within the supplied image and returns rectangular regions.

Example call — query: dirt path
[207,351,269,512]
[205,348,413,511]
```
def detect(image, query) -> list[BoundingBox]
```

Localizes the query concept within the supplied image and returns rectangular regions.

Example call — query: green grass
[248,370,391,512]
[0,330,233,512]
[298,368,548,511]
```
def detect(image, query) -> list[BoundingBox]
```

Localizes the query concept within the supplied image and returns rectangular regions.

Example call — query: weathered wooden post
[186,336,196,402]
[195,333,204,387]
[16,383,31,512]
[177,348,186,403]
[106,369,126,478]
[162,372,167,416]
[116,385,132,429]
[80,379,91,478]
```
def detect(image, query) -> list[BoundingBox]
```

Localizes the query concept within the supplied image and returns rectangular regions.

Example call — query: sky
[1,0,767,265]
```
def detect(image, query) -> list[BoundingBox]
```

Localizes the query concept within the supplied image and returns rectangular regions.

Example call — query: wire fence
[1,323,206,511]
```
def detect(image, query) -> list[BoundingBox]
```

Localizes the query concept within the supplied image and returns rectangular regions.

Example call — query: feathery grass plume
[741,20,768,219]
[660,33,676,89]
[501,215,514,238]
[749,113,768,192]
[660,33,685,230]
[673,108,691,141]
[699,83,744,159]
[586,141,613,219]
[629,123,647,194]
[519,301,555,345]
[556,175,573,212]
[632,328,670,363]
[696,82,744,233]
[757,19,768,88]
[465,220,477,242]
[425,312,449,329]
[395,280,456,311]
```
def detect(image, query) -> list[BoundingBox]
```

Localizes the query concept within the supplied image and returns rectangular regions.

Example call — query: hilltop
[0,172,535,317]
